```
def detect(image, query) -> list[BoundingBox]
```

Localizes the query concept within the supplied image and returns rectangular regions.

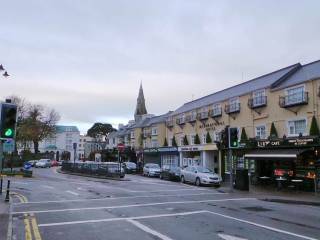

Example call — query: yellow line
[31,217,42,240]
[24,218,32,240]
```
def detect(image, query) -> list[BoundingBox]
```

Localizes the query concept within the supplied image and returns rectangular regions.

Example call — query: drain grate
[242,206,272,212]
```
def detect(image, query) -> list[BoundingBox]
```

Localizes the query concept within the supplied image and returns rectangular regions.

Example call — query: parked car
[35,159,51,168]
[27,160,38,167]
[143,163,161,177]
[180,166,222,187]
[101,162,125,178]
[160,165,181,181]
[122,162,137,173]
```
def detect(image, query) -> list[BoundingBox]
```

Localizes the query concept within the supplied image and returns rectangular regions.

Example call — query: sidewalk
[0,193,10,240]
[219,182,320,206]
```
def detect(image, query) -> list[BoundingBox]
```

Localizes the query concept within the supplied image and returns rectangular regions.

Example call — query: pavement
[4,167,320,240]
[0,185,10,240]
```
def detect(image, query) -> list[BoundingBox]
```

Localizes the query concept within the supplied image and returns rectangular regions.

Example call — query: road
[7,168,320,240]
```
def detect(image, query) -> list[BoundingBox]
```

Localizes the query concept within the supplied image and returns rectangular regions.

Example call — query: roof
[55,125,79,133]
[172,60,320,116]
[138,112,171,128]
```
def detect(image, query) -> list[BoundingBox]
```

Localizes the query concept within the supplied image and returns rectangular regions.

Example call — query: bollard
[0,177,2,195]
[5,180,10,202]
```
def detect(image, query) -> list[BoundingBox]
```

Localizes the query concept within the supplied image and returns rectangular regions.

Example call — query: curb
[57,169,131,181]
[6,201,12,240]
[260,198,320,207]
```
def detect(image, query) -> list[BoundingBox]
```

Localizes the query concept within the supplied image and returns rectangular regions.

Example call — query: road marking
[127,219,173,240]
[76,187,84,191]
[31,216,42,240]
[65,190,79,196]
[14,192,227,205]
[38,210,207,227]
[218,233,247,240]
[24,217,32,240]
[206,211,318,240]
[13,198,255,214]
[128,188,211,193]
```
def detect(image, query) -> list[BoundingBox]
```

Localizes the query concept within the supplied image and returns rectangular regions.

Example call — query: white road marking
[13,198,255,214]
[127,219,173,240]
[76,187,84,191]
[14,192,227,205]
[65,191,79,196]
[218,233,247,240]
[128,188,211,193]
[38,210,207,227]
[41,185,54,189]
[206,211,318,240]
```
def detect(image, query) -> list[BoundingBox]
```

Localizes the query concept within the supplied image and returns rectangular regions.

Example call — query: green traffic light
[4,128,13,137]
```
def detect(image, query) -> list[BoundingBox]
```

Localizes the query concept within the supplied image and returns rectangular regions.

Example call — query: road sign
[3,140,14,153]
[117,143,125,152]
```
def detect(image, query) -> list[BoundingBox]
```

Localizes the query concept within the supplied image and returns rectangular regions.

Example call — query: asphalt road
[7,168,320,240]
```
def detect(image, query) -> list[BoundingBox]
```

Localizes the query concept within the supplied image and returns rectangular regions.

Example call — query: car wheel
[195,178,201,187]
[181,175,185,183]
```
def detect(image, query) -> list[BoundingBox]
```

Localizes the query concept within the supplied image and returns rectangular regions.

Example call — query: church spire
[134,83,147,121]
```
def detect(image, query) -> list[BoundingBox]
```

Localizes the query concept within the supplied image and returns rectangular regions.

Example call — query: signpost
[117,144,125,177]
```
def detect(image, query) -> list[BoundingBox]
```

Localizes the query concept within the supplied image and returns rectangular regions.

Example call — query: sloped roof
[172,62,305,115]
[138,112,171,128]
[272,60,320,90]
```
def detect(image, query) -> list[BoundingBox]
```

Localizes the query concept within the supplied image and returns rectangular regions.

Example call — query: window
[191,135,195,145]
[151,139,158,148]
[229,98,240,112]
[255,125,266,139]
[112,138,115,144]
[202,134,207,144]
[214,131,221,142]
[180,137,184,146]
[212,103,222,116]
[286,86,305,105]
[79,144,82,147]
[288,119,306,136]
[143,140,147,148]
[252,89,266,106]
[151,127,158,136]
[130,131,135,139]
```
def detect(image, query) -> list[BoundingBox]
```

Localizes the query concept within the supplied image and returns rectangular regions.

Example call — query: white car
[35,159,51,168]
[180,166,222,187]
[143,163,161,177]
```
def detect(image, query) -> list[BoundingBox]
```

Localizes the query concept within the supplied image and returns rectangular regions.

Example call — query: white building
[78,135,93,160]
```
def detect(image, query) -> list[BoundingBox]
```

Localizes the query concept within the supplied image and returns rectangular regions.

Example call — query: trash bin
[235,169,249,191]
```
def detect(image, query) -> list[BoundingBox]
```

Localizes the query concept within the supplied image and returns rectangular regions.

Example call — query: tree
[240,128,248,142]
[309,116,320,136]
[270,122,278,138]
[163,138,168,147]
[20,104,60,153]
[87,123,116,139]
[172,136,177,147]
[194,134,201,144]
[183,135,189,146]
[206,132,212,144]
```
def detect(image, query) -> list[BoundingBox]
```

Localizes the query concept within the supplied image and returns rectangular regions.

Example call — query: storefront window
[202,134,206,144]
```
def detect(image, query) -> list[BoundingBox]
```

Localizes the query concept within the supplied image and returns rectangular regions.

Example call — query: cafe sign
[256,137,317,148]
[287,138,314,146]
[257,140,281,148]
[179,146,204,151]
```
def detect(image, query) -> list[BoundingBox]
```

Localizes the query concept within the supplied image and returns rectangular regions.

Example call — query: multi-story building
[78,135,93,160]
[165,60,320,188]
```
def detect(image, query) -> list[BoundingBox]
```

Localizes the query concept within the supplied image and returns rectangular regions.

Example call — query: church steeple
[134,83,147,121]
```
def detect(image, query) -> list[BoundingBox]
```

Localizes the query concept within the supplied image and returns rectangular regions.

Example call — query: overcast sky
[1,0,320,134]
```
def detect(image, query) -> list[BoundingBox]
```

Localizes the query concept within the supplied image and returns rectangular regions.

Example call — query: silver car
[143,163,161,177]
[180,166,222,187]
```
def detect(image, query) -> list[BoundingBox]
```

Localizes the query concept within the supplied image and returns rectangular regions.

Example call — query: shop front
[235,137,320,192]
[143,148,161,166]
[158,147,179,167]
[178,144,220,173]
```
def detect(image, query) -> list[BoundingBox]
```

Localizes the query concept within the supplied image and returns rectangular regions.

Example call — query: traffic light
[228,127,239,148]
[0,103,17,139]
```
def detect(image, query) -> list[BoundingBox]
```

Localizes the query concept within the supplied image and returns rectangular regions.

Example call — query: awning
[244,149,304,159]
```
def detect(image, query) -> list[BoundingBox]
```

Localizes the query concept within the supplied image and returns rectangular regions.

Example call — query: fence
[61,162,125,178]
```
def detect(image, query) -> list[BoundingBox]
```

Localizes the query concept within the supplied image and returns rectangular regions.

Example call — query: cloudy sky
[1,0,320,133]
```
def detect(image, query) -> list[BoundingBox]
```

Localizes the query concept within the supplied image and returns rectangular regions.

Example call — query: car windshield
[126,162,136,167]
[147,164,160,168]
[196,167,212,173]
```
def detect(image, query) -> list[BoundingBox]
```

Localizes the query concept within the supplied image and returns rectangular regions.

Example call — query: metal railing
[197,111,209,120]
[225,103,241,114]
[248,96,267,109]
[210,107,222,117]
[176,118,186,125]
[279,92,308,108]
[186,114,197,122]
[61,162,125,178]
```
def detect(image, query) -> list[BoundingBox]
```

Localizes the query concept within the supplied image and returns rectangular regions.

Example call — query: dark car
[160,165,181,181]
[123,162,137,173]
